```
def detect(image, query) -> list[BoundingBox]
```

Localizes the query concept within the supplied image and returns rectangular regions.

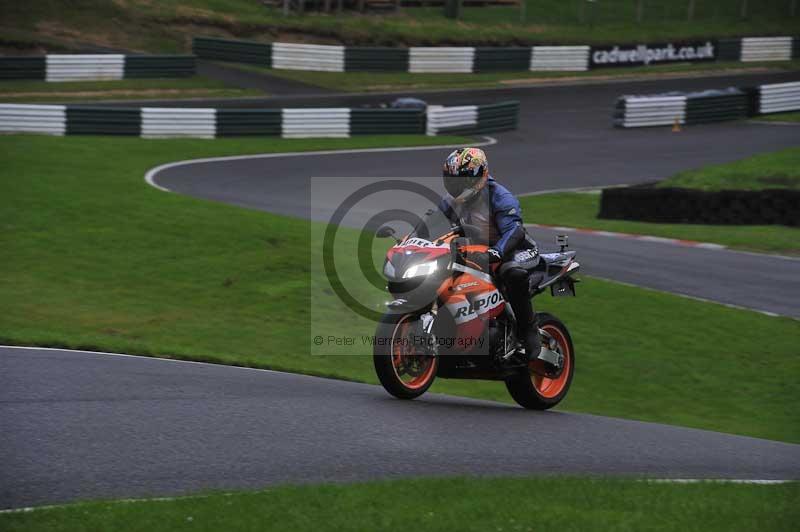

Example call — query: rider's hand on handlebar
[465,248,502,271]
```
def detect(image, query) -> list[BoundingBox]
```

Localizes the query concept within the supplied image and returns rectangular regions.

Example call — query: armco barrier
[0,101,519,138]
[272,43,345,72]
[599,186,800,226]
[759,81,800,114]
[0,104,65,135]
[530,46,589,71]
[615,81,800,128]
[0,54,196,82]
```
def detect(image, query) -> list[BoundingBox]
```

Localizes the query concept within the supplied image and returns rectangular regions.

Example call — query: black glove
[465,248,502,271]
[486,248,502,263]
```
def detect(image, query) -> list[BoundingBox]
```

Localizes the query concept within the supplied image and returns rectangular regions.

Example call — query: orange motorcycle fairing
[435,246,506,354]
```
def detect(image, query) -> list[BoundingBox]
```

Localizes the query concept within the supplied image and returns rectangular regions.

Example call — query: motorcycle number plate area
[551,279,576,297]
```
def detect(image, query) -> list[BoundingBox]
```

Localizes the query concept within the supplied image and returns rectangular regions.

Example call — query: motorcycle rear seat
[540,251,576,265]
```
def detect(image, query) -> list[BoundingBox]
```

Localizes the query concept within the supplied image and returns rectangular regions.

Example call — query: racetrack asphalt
[2,346,798,510]
[150,70,800,317]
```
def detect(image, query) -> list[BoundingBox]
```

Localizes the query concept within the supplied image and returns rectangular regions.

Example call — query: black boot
[519,314,542,362]
[509,291,541,361]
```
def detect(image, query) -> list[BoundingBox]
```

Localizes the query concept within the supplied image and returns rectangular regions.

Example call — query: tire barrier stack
[351,108,424,135]
[0,54,196,81]
[599,186,800,226]
[426,101,519,135]
[281,108,350,138]
[191,35,800,74]
[613,95,687,128]
[685,88,748,124]
[0,101,518,138]
[345,47,409,72]
[193,37,601,73]
[141,108,216,139]
[46,55,125,82]
[426,105,478,135]
[67,106,141,136]
[530,46,590,71]
[0,104,66,135]
[758,81,800,114]
[740,37,794,62]
[615,82,800,128]
[272,43,345,72]
[191,37,272,66]
[409,48,474,73]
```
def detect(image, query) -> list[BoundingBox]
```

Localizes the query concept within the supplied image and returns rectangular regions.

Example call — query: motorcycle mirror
[376,225,396,238]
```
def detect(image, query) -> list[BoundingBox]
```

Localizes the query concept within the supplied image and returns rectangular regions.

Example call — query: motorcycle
[372,209,580,410]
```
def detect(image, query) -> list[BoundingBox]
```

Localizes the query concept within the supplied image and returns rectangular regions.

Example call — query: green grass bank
[2,0,798,52]
[1,477,797,532]
[0,77,262,103]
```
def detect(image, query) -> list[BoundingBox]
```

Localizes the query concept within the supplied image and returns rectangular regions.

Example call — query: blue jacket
[438,177,527,258]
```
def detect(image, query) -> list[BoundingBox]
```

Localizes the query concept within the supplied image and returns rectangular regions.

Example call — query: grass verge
[755,112,800,123]
[224,61,800,93]
[1,135,798,443]
[657,146,800,191]
[520,147,800,254]
[0,77,263,103]
[1,477,798,532]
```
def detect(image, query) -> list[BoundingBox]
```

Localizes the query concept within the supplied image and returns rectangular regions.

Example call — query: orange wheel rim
[390,316,436,390]
[530,324,571,399]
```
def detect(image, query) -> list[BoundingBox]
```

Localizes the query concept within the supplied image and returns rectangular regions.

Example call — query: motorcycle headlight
[402,260,438,279]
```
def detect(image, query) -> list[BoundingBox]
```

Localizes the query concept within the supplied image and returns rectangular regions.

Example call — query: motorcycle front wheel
[505,312,575,410]
[373,312,438,400]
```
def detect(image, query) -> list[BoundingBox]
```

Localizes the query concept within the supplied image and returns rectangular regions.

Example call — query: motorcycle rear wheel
[373,312,438,400]
[505,312,575,410]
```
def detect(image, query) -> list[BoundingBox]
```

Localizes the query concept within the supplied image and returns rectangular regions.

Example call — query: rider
[438,147,544,364]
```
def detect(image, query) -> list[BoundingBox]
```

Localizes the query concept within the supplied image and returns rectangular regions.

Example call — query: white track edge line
[646,479,795,484]
[526,223,800,262]
[588,275,797,320]
[0,344,290,375]
[144,145,797,263]
[1,479,794,513]
[144,136,497,193]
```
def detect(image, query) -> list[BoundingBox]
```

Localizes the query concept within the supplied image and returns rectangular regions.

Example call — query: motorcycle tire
[373,311,438,400]
[505,312,575,410]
